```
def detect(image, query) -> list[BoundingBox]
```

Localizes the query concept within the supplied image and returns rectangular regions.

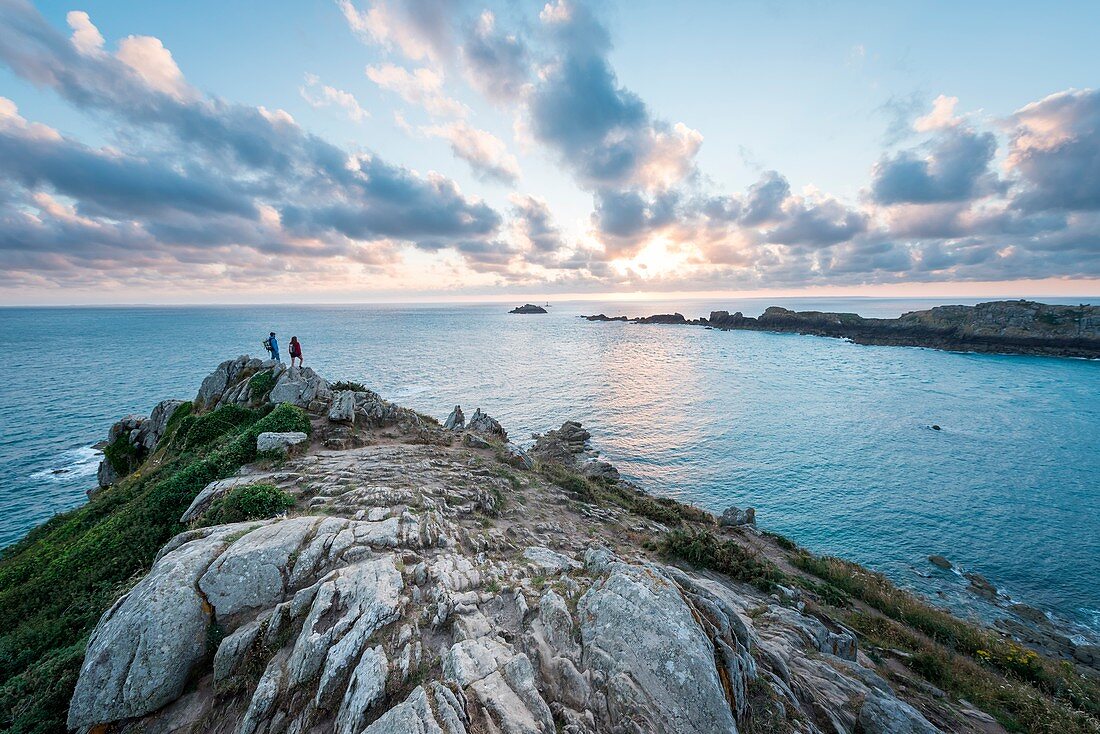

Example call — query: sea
[1,297,1098,641]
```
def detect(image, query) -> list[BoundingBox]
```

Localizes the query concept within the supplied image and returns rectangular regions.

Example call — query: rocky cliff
[585,300,1100,358]
[3,358,1098,734]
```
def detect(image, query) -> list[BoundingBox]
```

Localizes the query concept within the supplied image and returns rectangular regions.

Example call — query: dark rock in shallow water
[965,572,999,599]
[928,555,952,570]
[583,314,628,322]
[510,303,547,314]
[637,313,685,324]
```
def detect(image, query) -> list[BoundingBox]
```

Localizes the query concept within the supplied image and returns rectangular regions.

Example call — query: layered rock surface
[68,357,1037,733]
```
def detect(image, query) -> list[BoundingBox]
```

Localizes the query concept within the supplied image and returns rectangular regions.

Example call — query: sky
[0,0,1098,304]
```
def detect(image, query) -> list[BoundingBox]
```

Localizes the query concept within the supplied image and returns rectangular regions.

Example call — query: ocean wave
[29,446,101,482]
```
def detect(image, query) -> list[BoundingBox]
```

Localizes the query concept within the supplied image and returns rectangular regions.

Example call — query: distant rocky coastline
[510,303,548,314]
[584,300,1100,358]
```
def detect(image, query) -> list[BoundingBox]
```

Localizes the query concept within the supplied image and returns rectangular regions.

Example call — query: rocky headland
[584,300,1100,358]
[2,357,1098,734]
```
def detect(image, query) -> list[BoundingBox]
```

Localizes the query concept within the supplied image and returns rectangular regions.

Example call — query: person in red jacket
[288,336,303,367]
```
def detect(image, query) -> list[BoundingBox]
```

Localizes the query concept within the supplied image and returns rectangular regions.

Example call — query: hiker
[289,336,303,367]
[264,331,280,362]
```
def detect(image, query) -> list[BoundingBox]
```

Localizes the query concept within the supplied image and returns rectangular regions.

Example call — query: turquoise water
[1,298,1098,638]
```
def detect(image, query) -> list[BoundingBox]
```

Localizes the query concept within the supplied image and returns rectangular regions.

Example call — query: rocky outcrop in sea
[5,356,1099,734]
[510,304,548,314]
[584,300,1100,358]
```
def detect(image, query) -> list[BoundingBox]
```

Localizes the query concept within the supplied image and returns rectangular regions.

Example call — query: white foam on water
[30,446,101,482]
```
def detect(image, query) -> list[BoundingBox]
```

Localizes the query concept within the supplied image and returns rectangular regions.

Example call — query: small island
[510,303,548,314]
[584,300,1100,358]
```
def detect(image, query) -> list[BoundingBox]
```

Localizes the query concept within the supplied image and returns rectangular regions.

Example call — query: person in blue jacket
[265,331,281,362]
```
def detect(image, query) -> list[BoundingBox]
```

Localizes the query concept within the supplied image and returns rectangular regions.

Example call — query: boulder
[256,431,309,455]
[443,405,465,430]
[269,365,331,409]
[502,442,534,470]
[463,433,493,450]
[134,399,187,451]
[328,390,356,424]
[529,420,591,468]
[719,505,756,527]
[578,563,739,732]
[858,690,941,733]
[195,355,265,408]
[467,408,507,440]
[582,460,619,481]
[67,532,229,728]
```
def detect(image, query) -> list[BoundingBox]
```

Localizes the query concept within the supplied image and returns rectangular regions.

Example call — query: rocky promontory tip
[6,355,1099,734]
[583,300,1100,358]
[510,303,548,314]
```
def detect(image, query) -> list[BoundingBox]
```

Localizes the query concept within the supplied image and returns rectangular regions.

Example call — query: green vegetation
[178,403,258,451]
[101,432,142,477]
[248,370,277,400]
[761,529,799,551]
[331,380,367,392]
[540,464,712,526]
[662,528,784,593]
[793,553,1100,733]
[197,483,294,526]
[0,401,310,734]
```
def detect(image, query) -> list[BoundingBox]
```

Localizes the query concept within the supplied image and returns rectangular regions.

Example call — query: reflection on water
[1,297,1097,636]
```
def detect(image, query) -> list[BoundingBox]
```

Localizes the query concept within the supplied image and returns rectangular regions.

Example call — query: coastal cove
[2,297,1099,647]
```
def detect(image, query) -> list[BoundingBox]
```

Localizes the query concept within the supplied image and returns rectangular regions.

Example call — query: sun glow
[611,237,699,279]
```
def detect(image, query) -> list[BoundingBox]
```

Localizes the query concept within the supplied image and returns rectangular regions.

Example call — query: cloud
[509,194,564,260]
[526,1,700,191]
[65,10,104,55]
[421,120,520,183]
[914,94,962,132]
[3,0,1099,297]
[0,2,510,291]
[115,35,194,100]
[366,63,467,118]
[871,126,1000,204]
[460,10,530,102]
[300,73,369,122]
[337,0,453,61]
[1006,88,1100,212]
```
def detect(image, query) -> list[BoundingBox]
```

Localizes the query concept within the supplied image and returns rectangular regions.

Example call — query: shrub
[199,484,294,526]
[663,528,784,592]
[792,553,1100,721]
[0,402,310,732]
[180,404,259,451]
[761,530,799,551]
[540,464,596,501]
[845,612,1098,734]
[101,434,142,477]
[248,370,276,400]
